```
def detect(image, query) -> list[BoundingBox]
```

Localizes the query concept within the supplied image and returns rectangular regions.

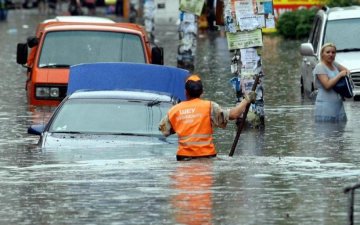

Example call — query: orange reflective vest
[168,98,216,157]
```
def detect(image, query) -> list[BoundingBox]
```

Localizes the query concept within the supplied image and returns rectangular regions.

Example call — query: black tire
[300,77,304,95]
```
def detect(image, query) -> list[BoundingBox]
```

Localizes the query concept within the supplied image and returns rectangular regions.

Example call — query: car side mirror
[151,46,164,65]
[27,36,39,48]
[28,124,45,135]
[300,43,315,57]
[16,43,28,65]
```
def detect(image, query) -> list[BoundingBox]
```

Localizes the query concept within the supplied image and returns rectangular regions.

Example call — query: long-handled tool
[344,183,360,225]
[229,74,260,157]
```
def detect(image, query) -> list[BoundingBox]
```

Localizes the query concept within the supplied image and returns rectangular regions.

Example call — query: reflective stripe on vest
[178,134,213,146]
[168,98,216,157]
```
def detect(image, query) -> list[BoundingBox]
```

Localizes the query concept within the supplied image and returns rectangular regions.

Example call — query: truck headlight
[36,87,60,98]
[49,88,60,97]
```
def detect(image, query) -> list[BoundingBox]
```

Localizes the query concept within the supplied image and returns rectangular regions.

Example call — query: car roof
[36,17,146,36]
[68,90,175,102]
[67,63,190,101]
[42,16,115,24]
[326,6,360,20]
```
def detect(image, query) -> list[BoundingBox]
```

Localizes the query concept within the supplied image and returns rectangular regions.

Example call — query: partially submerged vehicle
[300,6,360,100]
[16,16,164,106]
[27,63,189,150]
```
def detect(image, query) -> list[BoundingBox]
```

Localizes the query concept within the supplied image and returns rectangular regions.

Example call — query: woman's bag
[333,76,354,98]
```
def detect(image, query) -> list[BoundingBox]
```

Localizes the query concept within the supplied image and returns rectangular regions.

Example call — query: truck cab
[16,16,164,106]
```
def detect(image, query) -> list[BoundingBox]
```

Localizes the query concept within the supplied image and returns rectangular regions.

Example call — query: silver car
[26,62,189,150]
[300,6,360,100]
[28,90,179,150]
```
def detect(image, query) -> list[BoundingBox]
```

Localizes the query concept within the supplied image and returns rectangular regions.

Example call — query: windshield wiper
[39,64,70,68]
[337,48,360,52]
[109,132,149,136]
[147,100,161,107]
[51,131,153,136]
[51,131,82,134]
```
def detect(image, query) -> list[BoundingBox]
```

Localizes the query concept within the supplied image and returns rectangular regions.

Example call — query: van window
[308,16,319,43]
[311,17,322,54]
[324,18,360,51]
[38,31,146,67]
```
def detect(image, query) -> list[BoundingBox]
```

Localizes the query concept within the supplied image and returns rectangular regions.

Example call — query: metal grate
[350,72,360,87]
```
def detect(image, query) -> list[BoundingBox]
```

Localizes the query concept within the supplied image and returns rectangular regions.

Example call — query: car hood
[336,52,360,71]
[36,68,69,83]
[40,133,178,159]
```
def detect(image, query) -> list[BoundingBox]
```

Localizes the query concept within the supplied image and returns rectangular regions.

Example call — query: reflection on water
[1,9,360,225]
[170,160,214,225]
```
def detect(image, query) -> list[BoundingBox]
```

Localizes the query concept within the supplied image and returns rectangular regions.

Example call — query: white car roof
[42,16,115,24]
[69,90,175,103]
[327,6,360,20]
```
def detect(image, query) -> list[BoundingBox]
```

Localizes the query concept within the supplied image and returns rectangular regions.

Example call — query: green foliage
[276,8,318,39]
[276,0,360,39]
[327,0,357,6]
[276,11,297,39]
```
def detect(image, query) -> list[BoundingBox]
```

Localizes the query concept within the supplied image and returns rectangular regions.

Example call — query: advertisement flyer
[226,29,263,50]
[179,0,205,16]
[240,48,261,76]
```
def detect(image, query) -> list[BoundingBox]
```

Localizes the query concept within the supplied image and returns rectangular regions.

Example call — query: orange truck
[16,16,164,106]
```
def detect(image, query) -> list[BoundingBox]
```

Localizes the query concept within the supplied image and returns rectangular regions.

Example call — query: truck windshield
[324,18,360,52]
[39,31,146,67]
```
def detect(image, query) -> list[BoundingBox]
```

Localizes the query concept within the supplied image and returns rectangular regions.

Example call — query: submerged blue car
[28,62,189,150]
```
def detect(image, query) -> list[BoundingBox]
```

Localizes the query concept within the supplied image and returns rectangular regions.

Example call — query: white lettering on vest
[179,108,195,115]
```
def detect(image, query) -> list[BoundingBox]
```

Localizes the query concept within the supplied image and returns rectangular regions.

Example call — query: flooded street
[1,9,360,225]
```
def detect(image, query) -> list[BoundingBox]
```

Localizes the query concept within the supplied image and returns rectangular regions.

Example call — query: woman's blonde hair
[320,42,337,55]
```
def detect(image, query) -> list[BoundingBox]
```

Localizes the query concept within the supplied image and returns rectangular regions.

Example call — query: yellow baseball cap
[186,74,201,82]
[185,74,203,92]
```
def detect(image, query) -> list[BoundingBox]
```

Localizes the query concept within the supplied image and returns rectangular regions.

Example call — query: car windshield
[39,31,146,67]
[48,98,171,136]
[324,18,360,52]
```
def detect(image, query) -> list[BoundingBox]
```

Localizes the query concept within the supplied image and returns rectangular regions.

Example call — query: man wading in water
[159,74,256,161]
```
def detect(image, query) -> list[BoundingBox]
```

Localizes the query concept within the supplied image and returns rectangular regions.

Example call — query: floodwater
[1,9,360,225]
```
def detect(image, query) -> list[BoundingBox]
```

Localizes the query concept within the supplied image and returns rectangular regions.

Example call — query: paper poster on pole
[242,78,254,94]
[179,0,205,16]
[256,0,265,13]
[234,0,255,15]
[226,29,263,50]
[265,14,275,28]
[237,14,265,31]
[264,2,273,13]
[224,2,238,33]
[232,0,268,30]
[254,0,274,15]
[240,48,261,76]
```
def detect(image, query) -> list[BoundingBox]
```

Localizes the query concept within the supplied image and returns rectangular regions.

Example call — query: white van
[299,6,360,100]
